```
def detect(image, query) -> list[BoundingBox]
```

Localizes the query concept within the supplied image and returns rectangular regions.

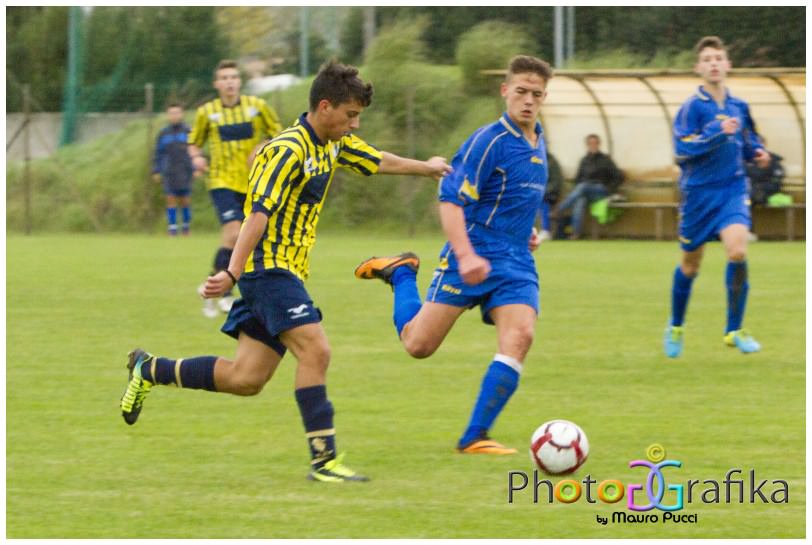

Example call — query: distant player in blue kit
[354,56,551,454]
[664,36,772,358]
[152,103,195,236]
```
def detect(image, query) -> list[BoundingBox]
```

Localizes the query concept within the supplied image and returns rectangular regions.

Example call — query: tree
[6,7,69,111]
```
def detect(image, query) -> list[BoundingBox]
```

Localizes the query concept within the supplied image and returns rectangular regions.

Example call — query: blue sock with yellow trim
[459,355,521,448]
[295,385,336,468]
[670,266,695,327]
[141,356,217,391]
[391,266,422,336]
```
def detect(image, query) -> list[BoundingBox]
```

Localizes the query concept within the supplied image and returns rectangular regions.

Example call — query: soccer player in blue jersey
[189,59,282,317]
[120,60,451,482]
[354,55,551,455]
[152,103,195,236]
[664,36,771,358]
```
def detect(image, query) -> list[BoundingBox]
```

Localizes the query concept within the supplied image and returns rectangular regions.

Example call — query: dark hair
[166,102,183,110]
[309,59,373,111]
[506,55,554,83]
[694,36,726,57]
[586,134,600,142]
[214,59,239,80]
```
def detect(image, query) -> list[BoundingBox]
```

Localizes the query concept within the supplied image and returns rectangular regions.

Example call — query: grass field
[6,233,805,538]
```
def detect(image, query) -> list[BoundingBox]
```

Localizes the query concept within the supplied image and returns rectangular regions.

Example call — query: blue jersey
[438,113,548,259]
[673,86,763,190]
[153,123,193,189]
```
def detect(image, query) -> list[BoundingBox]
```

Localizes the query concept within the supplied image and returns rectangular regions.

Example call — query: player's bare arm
[439,201,490,285]
[378,152,452,180]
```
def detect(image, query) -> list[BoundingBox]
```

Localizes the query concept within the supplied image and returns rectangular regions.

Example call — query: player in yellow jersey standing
[120,60,452,482]
[188,59,282,317]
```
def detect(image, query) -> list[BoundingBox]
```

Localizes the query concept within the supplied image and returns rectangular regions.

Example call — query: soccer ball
[530,420,589,475]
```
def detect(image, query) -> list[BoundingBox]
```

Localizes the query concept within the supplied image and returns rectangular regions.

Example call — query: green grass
[7,234,805,537]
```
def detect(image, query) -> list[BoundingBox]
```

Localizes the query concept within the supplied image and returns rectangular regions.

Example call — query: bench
[591,201,805,241]
[606,201,679,240]
[587,202,679,240]
[752,203,806,241]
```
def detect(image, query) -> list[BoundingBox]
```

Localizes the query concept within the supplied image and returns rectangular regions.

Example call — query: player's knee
[680,261,700,277]
[510,326,535,354]
[299,342,332,373]
[402,337,437,359]
[238,380,266,396]
[313,342,331,366]
[727,248,747,262]
[228,372,267,396]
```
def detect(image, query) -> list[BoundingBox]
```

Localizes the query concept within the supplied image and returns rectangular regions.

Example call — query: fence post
[145,82,154,175]
[405,86,416,237]
[143,83,156,228]
[23,84,32,235]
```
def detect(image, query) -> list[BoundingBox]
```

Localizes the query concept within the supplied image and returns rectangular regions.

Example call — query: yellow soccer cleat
[307,453,370,483]
[120,349,154,425]
[724,329,761,354]
[354,252,420,285]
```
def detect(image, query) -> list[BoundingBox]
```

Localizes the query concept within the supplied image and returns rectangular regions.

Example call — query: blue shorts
[221,269,323,356]
[425,245,539,325]
[679,181,750,252]
[164,186,191,198]
[210,188,246,224]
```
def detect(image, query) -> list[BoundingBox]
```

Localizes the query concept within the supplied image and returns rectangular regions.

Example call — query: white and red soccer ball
[530,420,589,475]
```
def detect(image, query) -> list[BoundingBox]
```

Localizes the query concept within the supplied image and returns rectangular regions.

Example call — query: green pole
[60,6,81,146]
[299,7,309,77]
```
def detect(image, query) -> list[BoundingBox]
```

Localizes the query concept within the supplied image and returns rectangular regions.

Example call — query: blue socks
[670,261,749,332]
[295,385,337,468]
[670,266,696,327]
[726,261,749,333]
[458,355,522,447]
[391,266,422,336]
[181,207,191,234]
[141,356,218,391]
[166,207,177,235]
[213,247,232,272]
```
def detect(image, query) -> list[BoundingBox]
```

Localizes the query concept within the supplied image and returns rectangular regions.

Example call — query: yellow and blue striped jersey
[188,95,282,193]
[244,114,382,280]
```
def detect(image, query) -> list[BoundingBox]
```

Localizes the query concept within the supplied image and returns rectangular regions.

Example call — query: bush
[456,21,537,95]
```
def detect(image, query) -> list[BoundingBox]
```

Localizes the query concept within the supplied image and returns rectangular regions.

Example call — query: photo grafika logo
[508,444,790,513]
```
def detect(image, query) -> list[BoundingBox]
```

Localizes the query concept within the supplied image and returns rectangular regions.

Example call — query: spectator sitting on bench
[746,137,784,206]
[554,134,623,239]
[746,136,785,241]
[536,151,564,241]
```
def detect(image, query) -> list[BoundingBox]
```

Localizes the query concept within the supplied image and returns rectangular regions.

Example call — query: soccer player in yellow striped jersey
[188,59,282,317]
[120,60,451,482]
[242,115,383,280]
